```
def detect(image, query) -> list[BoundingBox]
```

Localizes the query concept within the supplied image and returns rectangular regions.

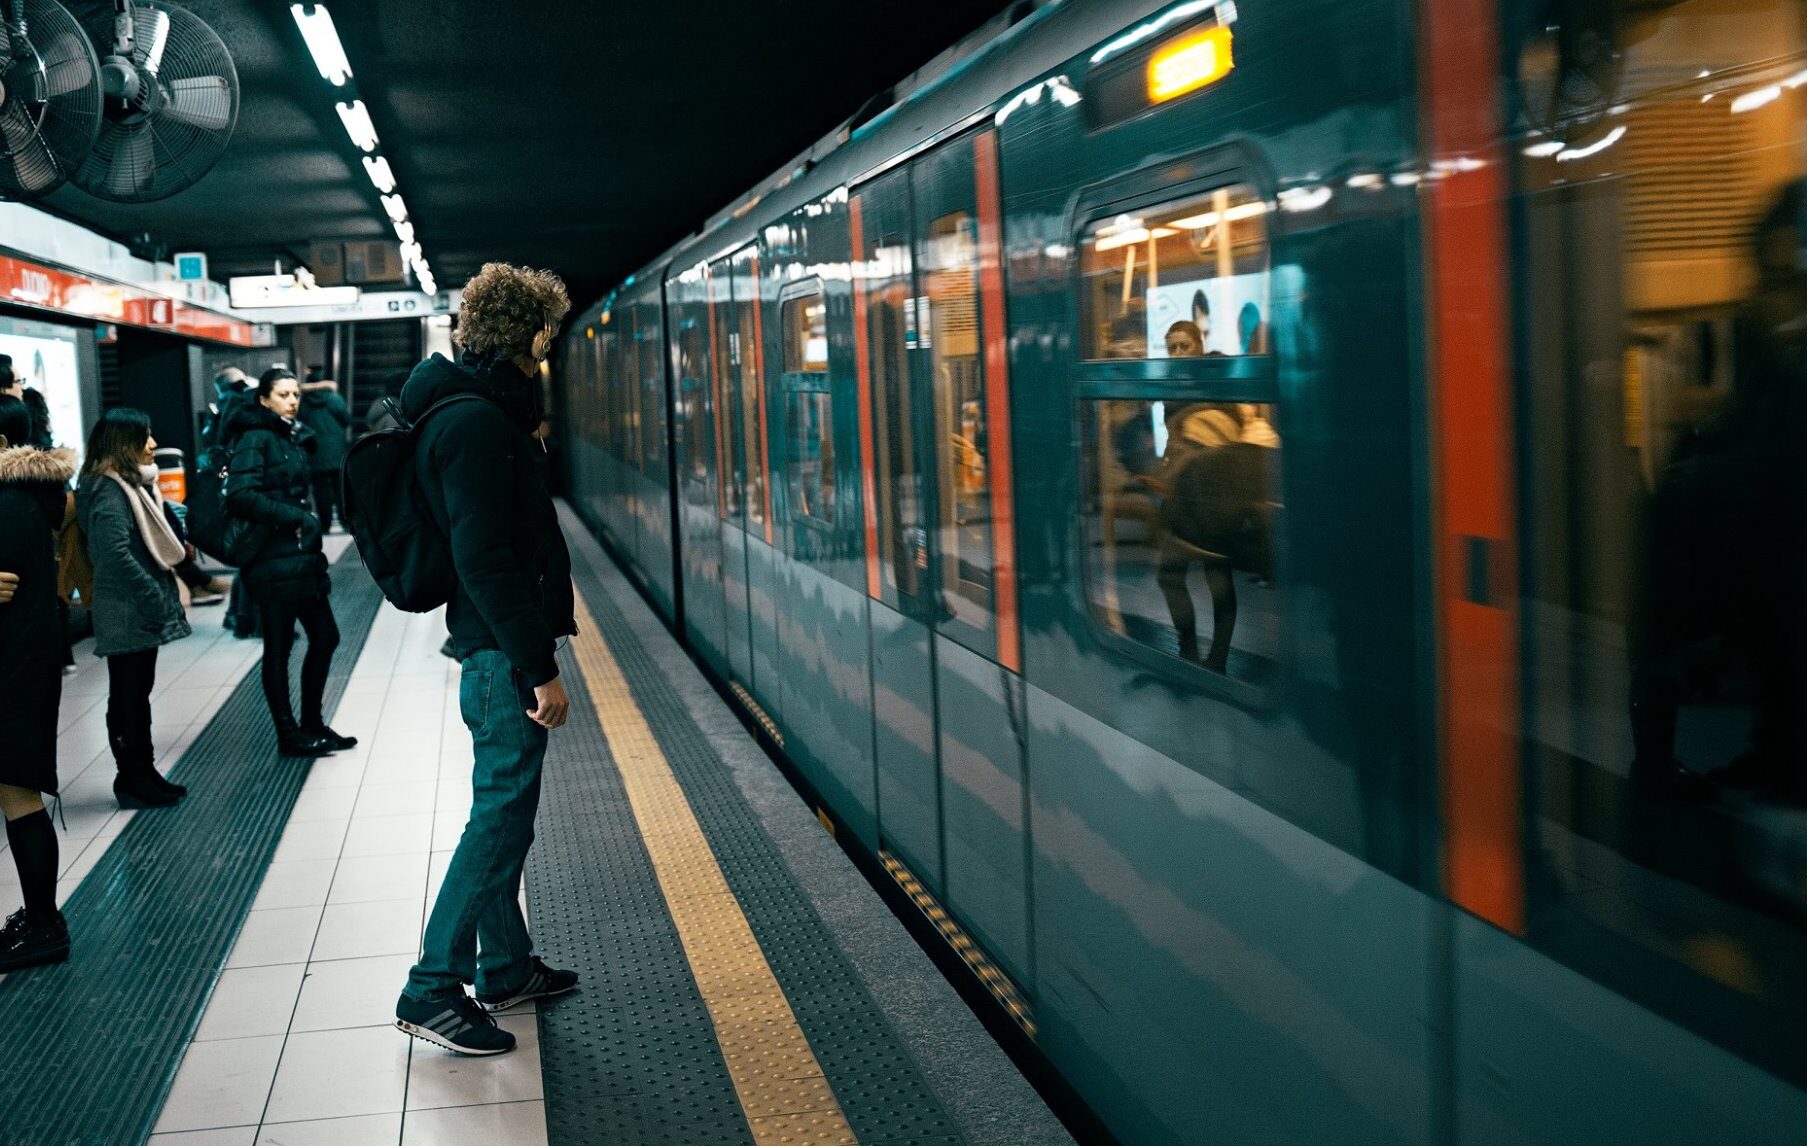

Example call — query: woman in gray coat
[77,409,191,808]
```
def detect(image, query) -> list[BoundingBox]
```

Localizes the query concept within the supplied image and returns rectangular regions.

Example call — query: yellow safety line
[568,588,860,1146]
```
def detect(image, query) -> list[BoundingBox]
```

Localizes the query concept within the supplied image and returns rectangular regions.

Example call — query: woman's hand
[0,570,18,604]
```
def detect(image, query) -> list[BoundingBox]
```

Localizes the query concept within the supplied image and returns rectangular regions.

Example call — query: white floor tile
[327,853,430,906]
[360,754,441,784]
[312,898,424,962]
[151,1034,285,1134]
[352,782,438,820]
[254,1113,402,1146]
[431,812,467,852]
[194,964,308,1042]
[300,757,369,791]
[149,1127,257,1146]
[250,860,339,912]
[289,787,360,824]
[290,952,416,1033]
[341,813,436,858]
[401,1100,548,1146]
[272,819,351,863]
[404,1016,541,1111]
[263,1025,411,1124]
[226,906,324,970]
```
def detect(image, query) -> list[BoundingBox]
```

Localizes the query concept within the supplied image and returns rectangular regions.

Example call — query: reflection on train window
[1513,0,1807,1083]
[638,325,666,471]
[783,289,829,374]
[1081,183,1270,361]
[675,315,710,487]
[923,208,994,629]
[866,234,921,598]
[1082,399,1280,680]
[732,252,767,529]
[786,390,835,525]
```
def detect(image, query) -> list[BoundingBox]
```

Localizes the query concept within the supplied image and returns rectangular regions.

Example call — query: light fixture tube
[291,4,352,86]
[363,155,395,194]
[336,100,378,151]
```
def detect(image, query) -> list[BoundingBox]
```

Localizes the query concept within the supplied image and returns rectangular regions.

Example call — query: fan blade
[162,76,230,130]
[134,7,170,77]
[44,34,99,99]
[106,126,155,197]
[0,102,56,193]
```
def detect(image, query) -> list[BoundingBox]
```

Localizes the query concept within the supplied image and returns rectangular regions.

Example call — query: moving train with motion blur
[556,0,1807,1141]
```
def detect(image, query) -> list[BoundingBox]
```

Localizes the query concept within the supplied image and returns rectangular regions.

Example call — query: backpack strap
[404,392,495,433]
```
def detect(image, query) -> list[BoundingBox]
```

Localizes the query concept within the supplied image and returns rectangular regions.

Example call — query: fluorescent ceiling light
[393,219,415,244]
[362,155,395,194]
[399,241,422,264]
[291,4,352,86]
[336,100,378,151]
[381,194,408,223]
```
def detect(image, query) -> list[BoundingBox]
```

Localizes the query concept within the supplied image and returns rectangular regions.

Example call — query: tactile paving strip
[0,551,384,1146]
[529,533,966,1145]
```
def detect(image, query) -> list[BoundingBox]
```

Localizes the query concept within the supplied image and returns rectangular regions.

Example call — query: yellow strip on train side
[568,588,859,1145]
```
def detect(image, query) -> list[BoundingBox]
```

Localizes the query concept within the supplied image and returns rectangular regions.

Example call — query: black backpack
[184,452,231,564]
[341,394,489,612]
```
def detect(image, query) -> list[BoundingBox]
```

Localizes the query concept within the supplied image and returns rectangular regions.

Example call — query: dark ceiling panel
[28,0,1009,307]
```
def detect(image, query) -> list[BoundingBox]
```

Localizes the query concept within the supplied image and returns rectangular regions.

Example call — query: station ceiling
[38,0,1008,308]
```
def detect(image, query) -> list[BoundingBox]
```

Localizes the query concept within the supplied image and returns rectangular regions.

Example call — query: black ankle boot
[114,766,181,809]
[114,730,186,799]
[302,724,358,751]
[0,907,70,972]
[276,722,338,758]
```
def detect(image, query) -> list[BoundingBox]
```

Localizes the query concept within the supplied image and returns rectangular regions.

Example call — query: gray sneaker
[395,991,516,1055]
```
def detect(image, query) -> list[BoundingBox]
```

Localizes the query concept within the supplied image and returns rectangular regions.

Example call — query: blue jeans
[405,649,547,1000]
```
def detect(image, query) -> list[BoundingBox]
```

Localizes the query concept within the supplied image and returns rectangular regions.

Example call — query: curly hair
[455,263,571,358]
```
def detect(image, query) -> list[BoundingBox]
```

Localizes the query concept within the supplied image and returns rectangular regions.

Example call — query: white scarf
[106,464,186,572]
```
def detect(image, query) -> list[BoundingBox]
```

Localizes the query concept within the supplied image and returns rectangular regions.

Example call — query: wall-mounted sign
[174,252,209,281]
[309,239,404,286]
[0,251,253,346]
[229,274,361,310]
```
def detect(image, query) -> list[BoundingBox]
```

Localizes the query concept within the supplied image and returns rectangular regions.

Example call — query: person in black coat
[0,395,76,971]
[224,368,358,757]
[298,376,352,532]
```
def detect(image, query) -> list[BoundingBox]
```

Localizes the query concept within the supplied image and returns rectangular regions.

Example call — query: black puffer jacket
[224,403,328,596]
[400,352,574,686]
[0,445,76,794]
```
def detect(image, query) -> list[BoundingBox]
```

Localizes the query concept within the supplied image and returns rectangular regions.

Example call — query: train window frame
[778,277,837,534]
[1068,153,1285,705]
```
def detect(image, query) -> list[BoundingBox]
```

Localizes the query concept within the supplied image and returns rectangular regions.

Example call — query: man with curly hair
[393,263,580,1056]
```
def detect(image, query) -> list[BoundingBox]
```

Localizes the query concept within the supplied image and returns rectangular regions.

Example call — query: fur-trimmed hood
[0,445,75,485]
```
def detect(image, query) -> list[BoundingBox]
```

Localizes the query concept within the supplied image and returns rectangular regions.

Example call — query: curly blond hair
[455,263,571,358]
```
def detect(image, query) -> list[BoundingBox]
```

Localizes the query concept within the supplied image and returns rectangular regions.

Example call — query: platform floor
[0,514,1070,1146]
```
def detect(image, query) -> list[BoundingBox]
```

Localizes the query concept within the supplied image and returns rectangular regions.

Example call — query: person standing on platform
[298,373,352,533]
[223,368,357,759]
[393,263,578,1056]
[0,395,77,971]
[76,409,191,809]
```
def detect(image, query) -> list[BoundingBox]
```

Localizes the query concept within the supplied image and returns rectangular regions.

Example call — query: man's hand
[0,571,18,604]
[527,675,570,729]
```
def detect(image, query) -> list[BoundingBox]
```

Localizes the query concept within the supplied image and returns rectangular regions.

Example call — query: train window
[674,312,710,488]
[867,231,921,599]
[1511,0,1807,1085]
[923,207,995,628]
[732,252,768,531]
[639,320,666,473]
[1080,183,1270,361]
[1081,399,1281,681]
[786,390,835,525]
[783,287,829,374]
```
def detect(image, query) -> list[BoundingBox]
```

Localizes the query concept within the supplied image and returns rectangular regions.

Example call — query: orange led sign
[1147,24,1234,104]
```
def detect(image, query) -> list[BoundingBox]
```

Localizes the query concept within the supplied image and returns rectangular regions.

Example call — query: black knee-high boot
[1,810,70,971]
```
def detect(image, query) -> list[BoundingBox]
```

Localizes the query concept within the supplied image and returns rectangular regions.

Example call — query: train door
[855,166,944,889]
[671,268,728,672]
[711,257,755,688]
[731,245,783,717]
[907,129,1030,977]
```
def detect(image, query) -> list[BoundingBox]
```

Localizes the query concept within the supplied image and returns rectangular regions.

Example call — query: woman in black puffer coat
[224,368,358,757]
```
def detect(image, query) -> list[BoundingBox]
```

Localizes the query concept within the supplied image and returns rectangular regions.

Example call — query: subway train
[556,0,1807,1141]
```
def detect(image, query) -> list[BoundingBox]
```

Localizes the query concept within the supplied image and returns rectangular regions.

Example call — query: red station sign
[0,252,255,346]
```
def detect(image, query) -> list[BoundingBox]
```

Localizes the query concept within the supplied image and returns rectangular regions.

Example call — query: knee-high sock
[5,809,59,920]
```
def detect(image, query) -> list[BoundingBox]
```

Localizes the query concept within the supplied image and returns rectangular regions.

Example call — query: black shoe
[115,769,182,808]
[395,991,517,1056]
[276,731,338,758]
[476,956,579,1013]
[0,907,70,973]
[302,725,358,751]
[150,771,188,798]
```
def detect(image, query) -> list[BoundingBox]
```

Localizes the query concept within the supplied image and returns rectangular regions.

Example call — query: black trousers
[258,592,340,731]
[312,472,339,534]
[106,648,159,768]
